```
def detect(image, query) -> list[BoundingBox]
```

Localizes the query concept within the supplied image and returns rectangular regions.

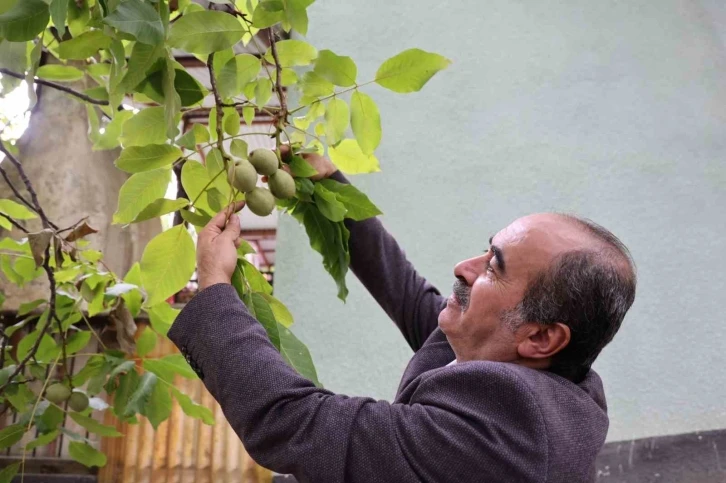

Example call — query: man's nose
[454,257,482,286]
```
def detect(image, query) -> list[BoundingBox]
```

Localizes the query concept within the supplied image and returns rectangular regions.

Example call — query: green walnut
[228,159,258,193]
[68,392,90,412]
[45,383,71,404]
[268,170,296,199]
[249,149,279,176]
[246,187,276,216]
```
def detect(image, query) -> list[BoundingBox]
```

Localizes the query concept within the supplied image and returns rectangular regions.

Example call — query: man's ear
[516,322,571,360]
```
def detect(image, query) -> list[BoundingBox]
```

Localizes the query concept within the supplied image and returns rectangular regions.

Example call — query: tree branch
[0,163,38,218]
[0,68,110,106]
[0,213,29,233]
[206,54,227,159]
[0,139,57,230]
[268,29,287,117]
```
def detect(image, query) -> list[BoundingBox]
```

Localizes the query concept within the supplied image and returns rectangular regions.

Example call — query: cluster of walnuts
[227,148,295,216]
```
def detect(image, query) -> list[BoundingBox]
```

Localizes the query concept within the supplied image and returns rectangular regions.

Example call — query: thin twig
[0,68,109,106]
[0,213,29,233]
[53,313,70,386]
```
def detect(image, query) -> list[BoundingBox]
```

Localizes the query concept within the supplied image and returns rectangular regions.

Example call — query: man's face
[438,214,588,362]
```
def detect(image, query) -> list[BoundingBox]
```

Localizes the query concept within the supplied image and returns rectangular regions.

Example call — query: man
[168,152,637,483]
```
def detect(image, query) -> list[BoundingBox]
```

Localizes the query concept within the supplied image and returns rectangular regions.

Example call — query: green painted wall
[274,0,726,442]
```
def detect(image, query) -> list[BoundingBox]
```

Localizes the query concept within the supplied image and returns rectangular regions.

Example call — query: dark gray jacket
[168,187,609,482]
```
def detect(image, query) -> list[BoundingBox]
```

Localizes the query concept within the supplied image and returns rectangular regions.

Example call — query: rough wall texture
[0,78,160,309]
[274,0,726,442]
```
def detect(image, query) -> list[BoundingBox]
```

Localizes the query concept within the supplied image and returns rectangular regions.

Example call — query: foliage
[0,0,448,472]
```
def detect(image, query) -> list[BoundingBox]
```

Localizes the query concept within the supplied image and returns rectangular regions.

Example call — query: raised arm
[168,284,547,483]
[329,171,446,351]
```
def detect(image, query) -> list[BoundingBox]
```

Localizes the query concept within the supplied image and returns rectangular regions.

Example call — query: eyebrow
[488,236,506,274]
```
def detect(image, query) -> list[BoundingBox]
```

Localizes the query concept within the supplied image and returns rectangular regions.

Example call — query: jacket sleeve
[168,284,548,483]
[330,171,446,351]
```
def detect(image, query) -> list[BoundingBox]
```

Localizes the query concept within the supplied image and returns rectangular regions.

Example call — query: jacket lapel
[395,328,455,402]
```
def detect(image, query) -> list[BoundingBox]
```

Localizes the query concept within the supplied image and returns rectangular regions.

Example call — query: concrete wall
[274,0,726,442]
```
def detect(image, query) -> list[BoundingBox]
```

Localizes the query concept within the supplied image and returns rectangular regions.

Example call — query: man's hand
[279,144,337,181]
[197,201,245,291]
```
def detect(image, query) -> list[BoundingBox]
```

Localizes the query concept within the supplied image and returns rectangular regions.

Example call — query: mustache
[452,277,470,310]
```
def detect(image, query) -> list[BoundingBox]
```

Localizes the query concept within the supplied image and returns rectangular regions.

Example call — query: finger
[234,237,242,248]
[205,201,245,234]
[221,209,242,241]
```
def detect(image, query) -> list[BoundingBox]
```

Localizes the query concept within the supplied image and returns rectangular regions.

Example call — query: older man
[168,153,636,483]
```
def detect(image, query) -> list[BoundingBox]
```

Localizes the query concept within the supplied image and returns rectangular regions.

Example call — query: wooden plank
[211,401,225,483]
[120,418,139,483]
[179,379,199,483]
[194,388,214,483]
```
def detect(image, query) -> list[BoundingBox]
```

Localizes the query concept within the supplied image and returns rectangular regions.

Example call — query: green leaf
[264,39,316,67]
[242,106,255,125]
[112,368,139,418]
[313,183,347,222]
[58,31,112,60]
[137,67,206,107]
[0,424,25,449]
[115,144,182,173]
[255,77,272,106]
[350,91,381,155]
[240,258,273,295]
[168,11,244,55]
[314,50,357,87]
[230,139,248,159]
[223,107,240,136]
[171,387,214,425]
[120,106,171,147]
[65,331,91,355]
[163,52,181,139]
[49,0,67,37]
[122,262,143,317]
[122,371,156,418]
[300,71,333,98]
[140,225,196,307]
[284,0,309,35]
[328,139,380,174]
[287,155,317,178]
[113,168,171,224]
[375,48,451,93]
[147,302,179,336]
[120,41,165,91]
[142,378,172,429]
[251,293,280,350]
[177,124,209,150]
[218,53,260,99]
[261,293,293,327]
[318,179,382,221]
[103,0,164,45]
[94,110,134,151]
[251,3,284,28]
[279,323,320,386]
[18,330,58,363]
[0,198,36,219]
[179,207,211,228]
[0,463,20,483]
[324,98,348,146]
[143,353,197,382]
[136,325,157,357]
[0,0,48,42]
[35,64,83,82]
[299,204,349,300]
[69,441,107,468]
[69,413,122,437]
[180,160,214,212]
[132,198,189,223]
[24,429,60,450]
